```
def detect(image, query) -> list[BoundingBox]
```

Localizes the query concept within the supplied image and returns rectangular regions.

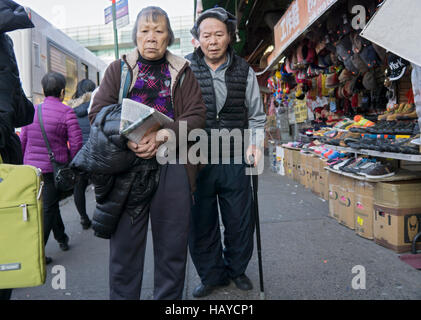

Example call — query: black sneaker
[338,158,357,172]
[231,274,253,291]
[58,234,69,251]
[360,162,395,179]
[80,217,92,230]
[192,279,230,298]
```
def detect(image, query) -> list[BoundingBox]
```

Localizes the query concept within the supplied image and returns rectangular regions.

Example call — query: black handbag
[38,104,75,193]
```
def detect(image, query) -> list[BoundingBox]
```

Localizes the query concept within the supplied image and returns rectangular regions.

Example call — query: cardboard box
[298,152,307,186]
[311,156,320,195]
[319,159,329,201]
[354,181,376,240]
[300,153,312,189]
[373,205,421,253]
[328,172,341,220]
[292,150,300,182]
[283,148,289,177]
[338,176,355,230]
[375,180,421,209]
[305,155,312,189]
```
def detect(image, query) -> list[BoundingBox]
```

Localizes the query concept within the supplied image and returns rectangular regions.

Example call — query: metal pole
[112,0,119,60]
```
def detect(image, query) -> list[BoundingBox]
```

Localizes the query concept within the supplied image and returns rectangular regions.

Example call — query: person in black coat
[0,0,35,301]
[68,79,96,229]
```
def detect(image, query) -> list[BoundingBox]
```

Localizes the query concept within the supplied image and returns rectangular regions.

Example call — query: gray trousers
[109,163,191,300]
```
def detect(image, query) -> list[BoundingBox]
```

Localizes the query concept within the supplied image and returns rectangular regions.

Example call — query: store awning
[360,0,421,67]
[256,0,339,76]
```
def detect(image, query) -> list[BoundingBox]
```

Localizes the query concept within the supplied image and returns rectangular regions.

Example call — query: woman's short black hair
[41,72,66,98]
[73,79,96,99]
[132,6,175,47]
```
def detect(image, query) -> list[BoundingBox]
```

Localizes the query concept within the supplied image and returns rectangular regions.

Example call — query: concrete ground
[11,160,421,300]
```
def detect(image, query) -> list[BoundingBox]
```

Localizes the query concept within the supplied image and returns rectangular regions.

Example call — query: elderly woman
[89,6,206,300]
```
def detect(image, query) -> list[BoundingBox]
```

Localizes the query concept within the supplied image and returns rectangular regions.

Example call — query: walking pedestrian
[0,0,35,300]
[20,72,83,260]
[68,79,96,229]
[88,6,206,300]
[186,7,266,298]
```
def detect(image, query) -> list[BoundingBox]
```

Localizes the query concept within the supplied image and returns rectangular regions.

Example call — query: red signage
[268,0,338,66]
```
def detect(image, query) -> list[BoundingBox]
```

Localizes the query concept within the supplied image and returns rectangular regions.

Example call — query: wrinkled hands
[127,124,171,159]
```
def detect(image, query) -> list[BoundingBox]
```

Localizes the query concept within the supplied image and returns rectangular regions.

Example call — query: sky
[16,0,194,29]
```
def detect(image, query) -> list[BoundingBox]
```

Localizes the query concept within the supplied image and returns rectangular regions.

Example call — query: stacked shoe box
[354,181,376,240]
[374,181,421,253]
[319,158,329,201]
[311,156,320,196]
[337,176,355,230]
[305,155,312,189]
[328,171,341,221]
[292,150,300,182]
[299,152,308,186]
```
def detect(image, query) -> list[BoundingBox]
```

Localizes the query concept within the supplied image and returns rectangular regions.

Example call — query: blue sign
[104,0,129,25]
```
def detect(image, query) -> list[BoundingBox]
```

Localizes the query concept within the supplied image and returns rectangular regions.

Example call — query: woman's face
[136,15,169,60]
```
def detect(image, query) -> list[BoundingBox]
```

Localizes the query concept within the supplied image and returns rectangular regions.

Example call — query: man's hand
[246,144,263,167]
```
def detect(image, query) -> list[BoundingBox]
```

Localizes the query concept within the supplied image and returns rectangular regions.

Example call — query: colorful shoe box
[337,176,355,230]
[354,181,376,240]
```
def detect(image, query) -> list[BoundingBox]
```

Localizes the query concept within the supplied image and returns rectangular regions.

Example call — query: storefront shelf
[326,145,421,162]
[325,167,421,182]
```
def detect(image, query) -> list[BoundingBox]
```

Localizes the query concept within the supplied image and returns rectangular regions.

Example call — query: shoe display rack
[325,166,421,183]
[326,145,421,162]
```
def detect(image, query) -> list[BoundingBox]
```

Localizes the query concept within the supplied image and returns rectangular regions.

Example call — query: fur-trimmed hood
[68,92,92,109]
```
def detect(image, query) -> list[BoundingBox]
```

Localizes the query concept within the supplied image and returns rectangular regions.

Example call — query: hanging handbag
[37,104,75,193]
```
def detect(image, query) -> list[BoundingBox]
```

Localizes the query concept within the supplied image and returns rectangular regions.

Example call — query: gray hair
[132,6,175,47]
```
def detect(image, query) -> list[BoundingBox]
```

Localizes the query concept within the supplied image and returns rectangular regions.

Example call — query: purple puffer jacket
[20,96,83,173]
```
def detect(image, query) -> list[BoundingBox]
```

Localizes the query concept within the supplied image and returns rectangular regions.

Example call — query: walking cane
[249,155,265,300]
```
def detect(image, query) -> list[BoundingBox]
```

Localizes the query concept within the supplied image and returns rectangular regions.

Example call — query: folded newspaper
[120,98,174,143]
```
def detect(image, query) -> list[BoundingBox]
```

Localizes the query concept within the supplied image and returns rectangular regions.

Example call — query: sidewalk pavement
[11,162,421,300]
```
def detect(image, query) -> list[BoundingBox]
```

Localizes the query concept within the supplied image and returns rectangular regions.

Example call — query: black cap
[388,53,410,81]
[191,7,237,40]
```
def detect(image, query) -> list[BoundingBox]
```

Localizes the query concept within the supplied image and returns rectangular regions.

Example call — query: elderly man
[186,7,266,298]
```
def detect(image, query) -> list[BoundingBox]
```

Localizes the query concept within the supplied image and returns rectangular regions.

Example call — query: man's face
[198,18,230,65]
[136,15,169,61]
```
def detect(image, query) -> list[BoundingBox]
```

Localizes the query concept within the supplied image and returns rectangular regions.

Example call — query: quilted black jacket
[71,104,160,239]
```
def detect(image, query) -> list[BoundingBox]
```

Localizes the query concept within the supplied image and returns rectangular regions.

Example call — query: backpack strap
[118,60,131,104]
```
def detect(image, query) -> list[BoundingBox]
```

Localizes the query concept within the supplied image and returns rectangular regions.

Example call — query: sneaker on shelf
[341,157,366,174]
[359,162,396,179]
[333,158,355,171]
[346,158,376,175]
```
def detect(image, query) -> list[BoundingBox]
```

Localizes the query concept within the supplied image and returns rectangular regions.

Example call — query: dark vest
[188,48,249,160]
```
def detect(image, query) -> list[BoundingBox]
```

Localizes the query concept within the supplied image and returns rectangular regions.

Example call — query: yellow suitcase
[0,162,46,289]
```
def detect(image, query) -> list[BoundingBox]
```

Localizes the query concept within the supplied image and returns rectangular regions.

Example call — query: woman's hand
[127,124,163,159]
